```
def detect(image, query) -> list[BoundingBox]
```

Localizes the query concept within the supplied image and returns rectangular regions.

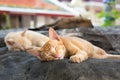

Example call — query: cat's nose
[52,54,61,58]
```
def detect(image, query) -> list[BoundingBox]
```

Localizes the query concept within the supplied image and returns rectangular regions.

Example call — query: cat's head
[27,28,66,61]
[5,31,31,51]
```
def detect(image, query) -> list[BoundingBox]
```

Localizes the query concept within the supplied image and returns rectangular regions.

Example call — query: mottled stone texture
[0,27,120,80]
[0,51,120,80]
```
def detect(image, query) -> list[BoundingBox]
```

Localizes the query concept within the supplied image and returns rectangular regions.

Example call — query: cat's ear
[6,39,15,45]
[49,27,60,40]
[21,30,27,36]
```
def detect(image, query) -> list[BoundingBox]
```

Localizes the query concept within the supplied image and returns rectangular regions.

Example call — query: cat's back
[61,36,92,45]
[25,30,49,40]
[25,30,49,46]
[60,36,94,53]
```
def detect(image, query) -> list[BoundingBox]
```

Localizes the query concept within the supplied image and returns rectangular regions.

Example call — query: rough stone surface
[0,50,120,80]
[0,27,120,80]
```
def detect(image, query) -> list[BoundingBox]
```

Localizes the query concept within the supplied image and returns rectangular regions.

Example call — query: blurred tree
[0,13,11,30]
[97,0,120,27]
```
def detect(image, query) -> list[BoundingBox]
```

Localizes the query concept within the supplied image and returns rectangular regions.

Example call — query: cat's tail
[92,52,120,59]
[105,54,120,59]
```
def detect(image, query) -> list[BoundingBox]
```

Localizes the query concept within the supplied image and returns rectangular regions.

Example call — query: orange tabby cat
[27,28,120,63]
[5,30,49,51]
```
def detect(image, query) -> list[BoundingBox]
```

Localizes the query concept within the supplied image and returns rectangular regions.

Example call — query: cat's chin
[49,56,63,60]
[53,58,63,61]
[56,56,64,60]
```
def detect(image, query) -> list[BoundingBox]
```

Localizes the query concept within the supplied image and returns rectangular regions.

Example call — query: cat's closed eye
[51,46,57,52]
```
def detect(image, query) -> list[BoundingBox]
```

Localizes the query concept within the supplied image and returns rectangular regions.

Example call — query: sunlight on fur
[5,30,49,51]
[26,28,120,63]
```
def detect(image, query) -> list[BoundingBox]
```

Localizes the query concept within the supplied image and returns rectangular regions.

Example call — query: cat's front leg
[69,51,88,63]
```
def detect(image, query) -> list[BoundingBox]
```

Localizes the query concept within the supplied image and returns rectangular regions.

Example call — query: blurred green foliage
[97,9,120,27]
[0,13,12,30]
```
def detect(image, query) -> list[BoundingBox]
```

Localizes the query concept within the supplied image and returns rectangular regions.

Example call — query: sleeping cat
[27,28,120,63]
[5,30,49,51]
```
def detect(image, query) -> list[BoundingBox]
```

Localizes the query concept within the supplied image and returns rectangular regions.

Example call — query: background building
[0,0,74,29]
[0,0,120,29]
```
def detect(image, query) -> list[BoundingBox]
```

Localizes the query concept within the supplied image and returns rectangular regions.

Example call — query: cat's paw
[69,55,84,63]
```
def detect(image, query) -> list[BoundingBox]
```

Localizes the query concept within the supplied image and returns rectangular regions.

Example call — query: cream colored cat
[27,28,120,63]
[5,30,49,51]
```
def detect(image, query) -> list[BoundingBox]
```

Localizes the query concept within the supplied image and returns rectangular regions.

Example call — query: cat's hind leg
[69,50,88,63]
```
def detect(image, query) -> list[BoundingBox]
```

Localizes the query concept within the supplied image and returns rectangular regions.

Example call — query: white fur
[4,30,49,51]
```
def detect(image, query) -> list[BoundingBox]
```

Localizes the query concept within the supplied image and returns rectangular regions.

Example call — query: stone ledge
[0,51,120,80]
[0,27,120,80]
